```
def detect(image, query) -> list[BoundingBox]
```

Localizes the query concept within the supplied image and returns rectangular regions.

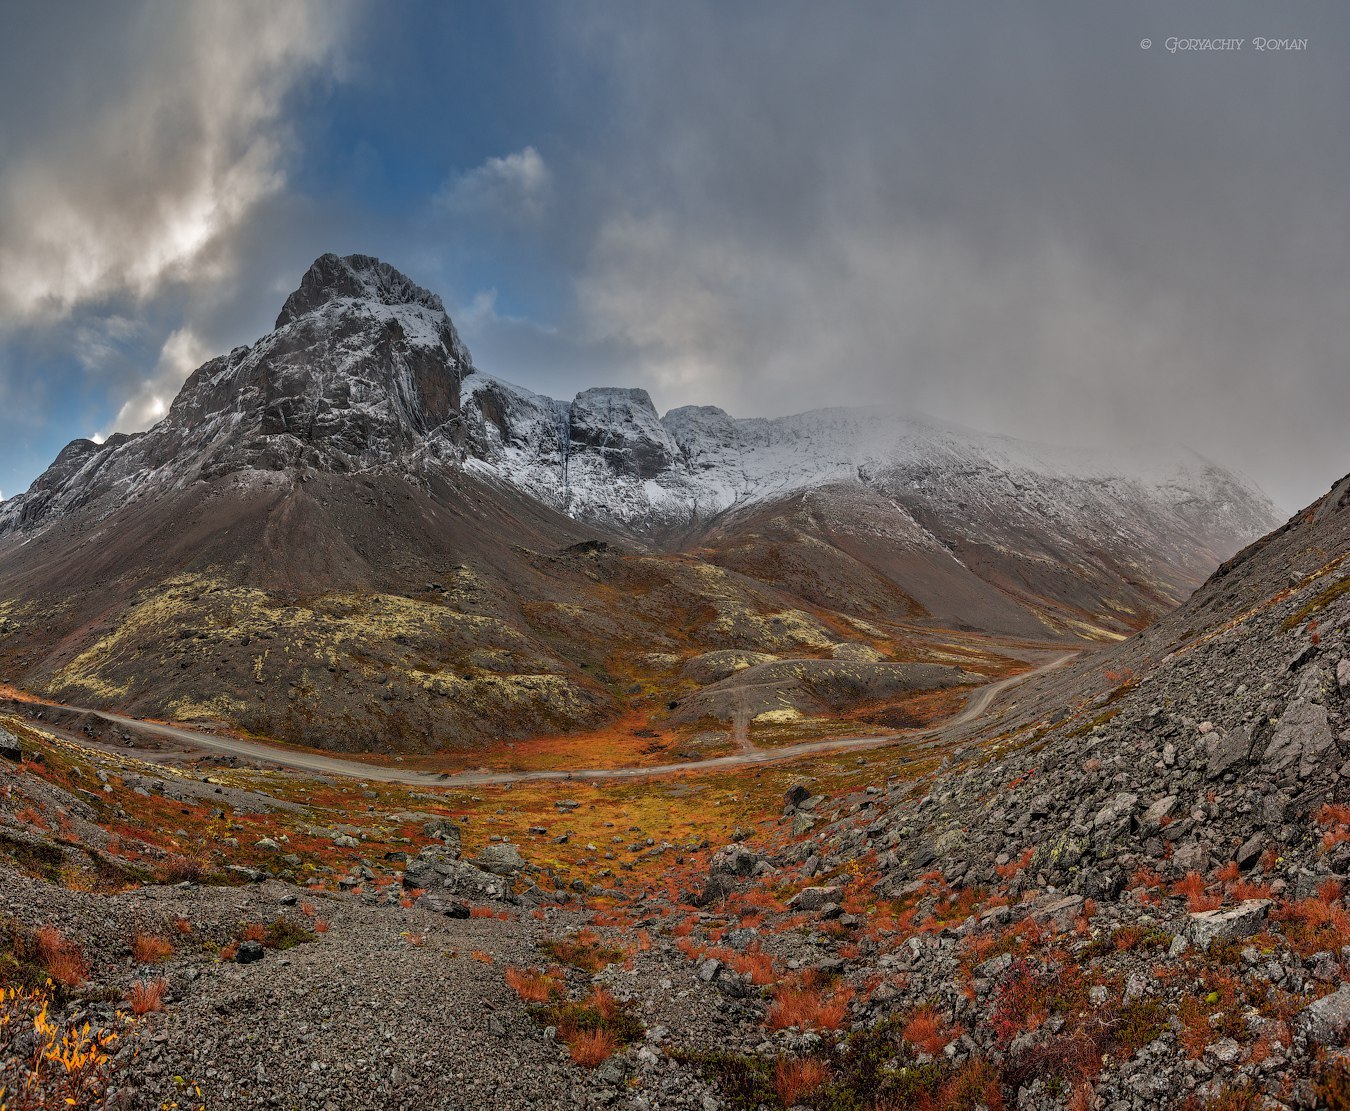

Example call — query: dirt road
[14,653,1077,787]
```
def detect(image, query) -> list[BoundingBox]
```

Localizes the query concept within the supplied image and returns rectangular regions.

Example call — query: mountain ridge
[0,253,1285,754]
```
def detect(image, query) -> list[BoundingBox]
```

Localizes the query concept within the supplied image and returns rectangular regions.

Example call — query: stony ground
[2,477,1349,1110]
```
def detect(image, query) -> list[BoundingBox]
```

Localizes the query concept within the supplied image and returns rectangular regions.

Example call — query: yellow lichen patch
[48,569,541,709]
[168,694,250,721]
[704,608,836,652]
[753,708,803,725]
[410,670,592,717]
[842,614,888,639]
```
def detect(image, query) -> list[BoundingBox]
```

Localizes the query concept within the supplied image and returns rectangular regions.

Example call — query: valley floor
[3,542,1349,1111]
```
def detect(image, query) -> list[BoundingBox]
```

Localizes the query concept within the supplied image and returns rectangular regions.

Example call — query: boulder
[415,893,471,918]
[1173,841,1209,875]
[1030,894,1084,928]
[709,845,760,878]
[783,784,812,813]
[1264,672,1336,778]
[1139,795,1178,834]
[474,842,529,876]
[404,848,513,902]
[1206,727,1253,779]
[1233,833,1265,870]
[1092,792,1138,834]
[787,886,842,912]
[0,727,21,763]
[235,939,265,965]
[1186,899,1271,949]
[422,818,463,855]
[1297,984,1350,1044]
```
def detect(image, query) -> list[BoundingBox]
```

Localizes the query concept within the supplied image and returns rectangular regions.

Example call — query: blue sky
[1,1,1348,510]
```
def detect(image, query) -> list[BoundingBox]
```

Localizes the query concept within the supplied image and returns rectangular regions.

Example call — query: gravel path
[12,652,1077,787]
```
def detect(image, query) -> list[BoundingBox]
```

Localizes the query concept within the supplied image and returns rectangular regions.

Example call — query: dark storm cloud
[0,1,1344,512]
[558,1,1350,510]
[0,0,357,435]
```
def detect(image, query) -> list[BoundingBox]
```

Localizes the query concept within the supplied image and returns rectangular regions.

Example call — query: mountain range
[0,254,1281,753]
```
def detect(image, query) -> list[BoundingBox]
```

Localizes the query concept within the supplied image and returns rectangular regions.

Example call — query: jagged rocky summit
[0,252,1278,560]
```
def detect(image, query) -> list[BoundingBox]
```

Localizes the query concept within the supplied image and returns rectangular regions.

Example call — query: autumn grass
[504,966,562,1004]
[36,926,88,988]
[125,976,168,1015]
[541,928,627,973]
[775,1056,830,1104]
[765,982,852,1031]
[131,932,173,965]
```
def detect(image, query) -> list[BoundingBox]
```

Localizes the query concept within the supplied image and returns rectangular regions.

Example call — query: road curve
[23,653,1077,788]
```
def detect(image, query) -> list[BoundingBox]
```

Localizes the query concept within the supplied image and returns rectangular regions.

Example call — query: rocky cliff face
[0,254,474,534]
[0,254,1279,562]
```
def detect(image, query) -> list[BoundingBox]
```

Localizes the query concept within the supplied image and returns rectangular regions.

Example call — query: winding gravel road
[19,653,1077,787]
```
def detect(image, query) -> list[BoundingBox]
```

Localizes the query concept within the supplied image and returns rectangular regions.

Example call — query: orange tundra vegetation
[902,1005,954,1054]
[125,977,168,1016]
[504,966,562,1003]
[567,1028,618,1068]
[1171,871,1221,913]
[766,979,852,1031]
[131,933,173,964]
[37,925,88,988]
[775,1057,830,1105]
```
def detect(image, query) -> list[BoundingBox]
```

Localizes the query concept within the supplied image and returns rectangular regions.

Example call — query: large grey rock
[404,849,513,902]
[0,727,21,762]
[1139,795,1178,834]
[1092,792,1138,834]
[709,845,760,878]
[1173,841,1209,874]
[1234,833,1265,870]
[1206,727,1253,779]
[474,842,529,876]
[1263,671,1335,778]
[787,886,843,912]
[1297,984,1350,1044]
[1186,899,1271,948]
[422,817,463,855]
[235,939,265,965]
[1030,894,1084,927]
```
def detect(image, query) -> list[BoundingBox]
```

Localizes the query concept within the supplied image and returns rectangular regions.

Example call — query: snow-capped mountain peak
[0,251,1281,623]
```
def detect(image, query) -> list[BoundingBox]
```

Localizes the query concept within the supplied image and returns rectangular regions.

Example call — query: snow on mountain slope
[0,252,1279,615]
[457,372,1278,564]
[0,254,474,536]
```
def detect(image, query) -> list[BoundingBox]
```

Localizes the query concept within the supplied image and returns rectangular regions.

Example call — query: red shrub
[996,848,1035,881]
[775,1057,830,1105]
[132,932,173,964]
[126,977,168,1015]
[766,984,851,1031]
[902,1006,952,1055]
[568,1028,617,1067]
[504,966,561,1003]
[37,926,88,987]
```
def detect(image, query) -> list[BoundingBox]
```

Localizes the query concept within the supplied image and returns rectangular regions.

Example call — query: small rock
[235,940,265,965]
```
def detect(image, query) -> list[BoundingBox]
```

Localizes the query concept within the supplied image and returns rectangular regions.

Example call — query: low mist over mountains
[0,255,1280,753]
